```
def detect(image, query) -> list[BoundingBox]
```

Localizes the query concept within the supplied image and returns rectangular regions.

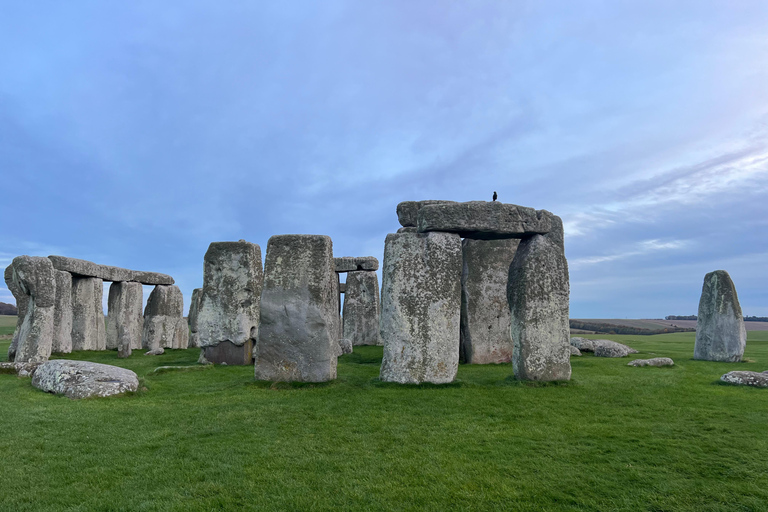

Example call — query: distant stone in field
[142,285,185,350]
[694,270,746,363]
[334,256,379,272]
[106,281,144,357]
[628,357,674,367]
[460,238,518,364]
[570,337,595,352]
[32,360,139,399]
[720,371,768,388]
[570,346,582,357]
[343,271,381,347]
[145,347,165,356]
[10,256,56,363]
[255,235,339,382]
[592,340,639,358]
[71,276,106,351]
[417,201,554,240]
[4,264,28,361]
[187,288,202,348]
[51,270,73,354]
[396,200,457,227]
[379,231,462,384]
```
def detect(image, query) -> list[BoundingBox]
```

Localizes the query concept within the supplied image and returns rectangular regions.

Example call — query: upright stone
[71,277,105,351]
[142,285,184,350]
[188,288,202,348]
[106,282,144,357]
[255,235,338,382]
[52,270,73,353]
[460,238,519,364]
[379,232,462,384]
[507,218,570,381]
[694,270,746,362]
[343,271,381,346]
[198,241,263,364]
[4,264,29,361]
[11,256,56,363]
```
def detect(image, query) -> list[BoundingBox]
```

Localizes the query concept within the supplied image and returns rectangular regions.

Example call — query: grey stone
[570,337,595,352]
[188,288,202,333]
[144,347,165,356]
[51,270,73,353]
[380,231,462,384]
[172,316,189,349]
[11,256,56,363]
[397,227,417,233]
[338,337,353,355]
[570,346,582,357]
[190,332,200,348]
[343,271,381,347]
[628,357,674,367]
[47,255,174,285]
[694,270,746,362]
[334,256,379,272]
[203,340,253,364]
[5,264,29,361]
[32,360,139,399]
[198,241,263,360]
[12,256,56,307]
[396,200,457,227]
[507,220,570,381]
[720,371,768,388]
[0,361,42,377]
[460,238,518,364]
[142,285,184,350]
[592,340,639,358]
[71,277,106,351]
[106,281,143,355]
[197,350,211,365]
[255,235,339,382]
[339,282,346,294]
[417,201,554,240]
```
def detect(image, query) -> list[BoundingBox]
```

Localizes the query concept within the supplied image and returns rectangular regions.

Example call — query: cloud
[570,239,689,269]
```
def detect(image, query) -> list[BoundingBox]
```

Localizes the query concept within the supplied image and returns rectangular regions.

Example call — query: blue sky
[1,1,766,318]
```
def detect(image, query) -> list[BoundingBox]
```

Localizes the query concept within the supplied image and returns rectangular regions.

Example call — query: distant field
[0,315,16,337]
[576,319,768,332]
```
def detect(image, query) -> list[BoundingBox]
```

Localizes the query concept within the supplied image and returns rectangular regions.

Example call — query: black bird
[492,191,497,202]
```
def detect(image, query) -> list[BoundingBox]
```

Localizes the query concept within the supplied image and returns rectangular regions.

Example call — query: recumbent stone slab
[334,256,379,272]
[396,200,457,227]
[593,340,639,358]
[32,360,139,399]
[48,255,174,285]
[720,370,768,388]
[343,271,381,347]
[142,285,185,350]
[694,270,746,363]
[71,276,106,351]
[10,256,56,363]
[106,281,144,357]
[628,358,674,367]
[417,201,554,240]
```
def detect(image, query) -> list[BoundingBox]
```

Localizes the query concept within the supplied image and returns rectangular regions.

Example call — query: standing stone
[507,217,570,381]
[198,241,263,364]
[379,232,462,384]
[142,285,184,350]
[343,271,381,346]
[188,287,202,348]
[51,270,73,353]
[71,277,106,351]
[106,281,144,357]
[694,270,746,362]
[4,264,29,361]
[172,316,189,349]
[335,274,349,354]
[460,238,519,364]
[11,256,56,363]
[255,235,338,382]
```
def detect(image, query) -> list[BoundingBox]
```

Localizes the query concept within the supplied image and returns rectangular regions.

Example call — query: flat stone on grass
[720,371,768,388]
[628,358,674,367]
[32,360,139,399]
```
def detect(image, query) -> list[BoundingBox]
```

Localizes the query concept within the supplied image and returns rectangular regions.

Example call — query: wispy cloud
[570,239,689,269]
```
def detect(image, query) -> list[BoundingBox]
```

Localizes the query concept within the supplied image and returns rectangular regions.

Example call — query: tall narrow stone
[507,218,570,381]
[142,285,184,350]
[694,270,746,362]
[188,287,202,348]
[4,264,28,361]
[106,282,144,356]
[379,232,462,384]
[343,271,381,346]
[71,277,105,351]
[460,239,519,364]
[198,241,263,364]
[11,256,56,363]
[255,235,338,382]
[52,270,73,353]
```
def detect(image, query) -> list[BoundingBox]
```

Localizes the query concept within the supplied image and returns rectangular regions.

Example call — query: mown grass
[1,331,767,511]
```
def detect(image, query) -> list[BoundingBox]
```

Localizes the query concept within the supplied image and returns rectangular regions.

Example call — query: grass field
[576,318,768,332]
[1,331,767,511]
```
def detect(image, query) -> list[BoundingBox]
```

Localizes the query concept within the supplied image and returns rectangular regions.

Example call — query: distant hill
[0,302,17,315]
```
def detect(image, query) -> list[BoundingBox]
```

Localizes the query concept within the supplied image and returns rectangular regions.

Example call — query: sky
[1,0,767,318]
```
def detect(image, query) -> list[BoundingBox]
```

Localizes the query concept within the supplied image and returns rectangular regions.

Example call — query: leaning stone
[142,285,184,350]
[460,238,518,364]
[343,271,381,347]
[255,235,339,382]
[570,346,582,357]
[51,270,73,353]
[380,232,462,384]
[11,256,56,363]
[0,361,43,377]
[628,357,674,367]
[570,337,595,352]
[592,340,638,358]
[47,255,174,285]
[334,256,379,272]
[106,282,144,355]
[145,347,165,356]
[720,371,768,388]
[396,200,457,227]
[71,277,106,351]
[32,360,139,399]
[5,264,29,361]
[694,270,746,362]
[418,201,554,240]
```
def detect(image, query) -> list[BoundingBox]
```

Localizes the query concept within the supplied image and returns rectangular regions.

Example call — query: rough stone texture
[106,282,144,355]
[172,317,189,349]
[48,255,174,285]
[51,270,73,353]
[570,346,582,357]
[379,232,462,384]
[397,227,417,233]
[5,264,29,361]
[0,361,42,377]
[188,288,202,330]
[142,285,184,350]
[32,360,139,399]
[343,271,381,347]
[417,202,554,240]
[720,371,768,388]
[11,256,57,363]
[190,332,200,349]
[570,337,595,352]
[628,357,674,367]
[339,282,346,294]
[460,238,519,364]
[396,200,457,227]
[255,235,339,382]
[71,277,106,351]
[507,220,570,381]
[145,347,164,356]
[334,256,379,272]
[593,340,639,358]
[203,340,253,365]
[694,270,746,363]
[198,242,263,361]
[338,337,353,355]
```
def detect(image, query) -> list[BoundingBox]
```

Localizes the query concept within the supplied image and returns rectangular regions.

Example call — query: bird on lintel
[492,191,498,202]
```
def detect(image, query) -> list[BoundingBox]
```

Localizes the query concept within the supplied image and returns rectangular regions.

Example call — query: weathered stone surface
[255,235,338,382]
[418,201,554,240]
[339,282,346,294]
[570,346,582,357]
[32,360,139,399]
[334,256,379,272]
[142,285,184,350]
[190,332,200,349]
[52,270,73,353]
[628,357,674,367]
[694,270,746,363]
[397,227,417,233]
[145,347,164,356]
[11,256,56,363]
[343,271,381,347]
[12,256,56,307]
[48,255,174,285]
[720,371,768,388]
[570,337,595,352]
[71,277,106,351]
[0,361,42,377]
[106,281,143,354]
[396,200,457,227]
[203,340,253,364]
[188,288,202,333]
[338,337,353,355]
[460,238,518,364]
[507,220,570,381]
[198,242,263,359]
[593,340,639,358]
[380,232,462,384]
[172,316,189,349]
[5,264,29,361]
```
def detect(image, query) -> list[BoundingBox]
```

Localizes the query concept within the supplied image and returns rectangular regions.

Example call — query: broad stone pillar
[106,282,144,357]
[255,235,338,382]
[460,239,519,364]
[11,256,56,363]
[694,270,746,362]
[188,287,202,348]
[4,264,29,361]
[507,218,570,381]
[379,232,462,384]
[52,270,73,353]
[198,241,263,364]
[142,285,185,350]
[71,277,106,351]
[343,271,381,346]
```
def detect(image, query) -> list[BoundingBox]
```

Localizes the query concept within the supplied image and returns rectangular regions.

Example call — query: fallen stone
[460,238,518,364]
[255,235,339,382]
[720,371,768,388]
[0,361,43,377]
[71,276,106,351]
[11,256,56,363]
[4,264,28,361]
[334,256,379,272]
[51,270,73,353]
[142,285,184,350]
[570,346,582,357]
[32,360,139,399]
[145,347,165,356]
[417,201,555,240]
[48,255,174,285]
[593,340,639,358]
[106,281,144,355]
[396,200,457,227]
[570,337,595,352]
[694,270,746,362]
[628,357,674,367]
[343,271,381,347]
[380,231,462,384]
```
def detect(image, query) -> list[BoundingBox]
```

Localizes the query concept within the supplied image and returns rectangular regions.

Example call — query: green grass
[0,314,17,336]
[1,332,767,511]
